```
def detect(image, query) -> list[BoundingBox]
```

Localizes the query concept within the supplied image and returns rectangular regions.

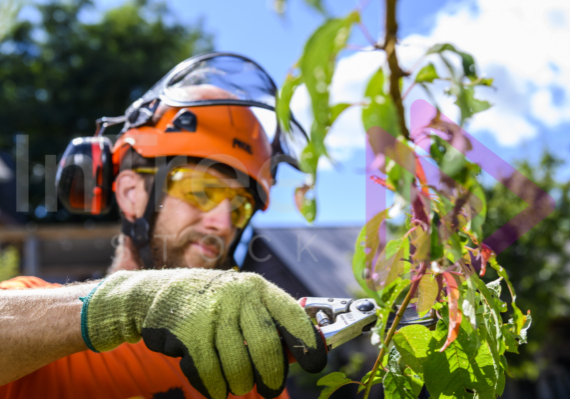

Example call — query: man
[0,53,326,399]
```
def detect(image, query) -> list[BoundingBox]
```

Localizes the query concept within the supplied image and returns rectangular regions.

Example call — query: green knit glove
[80,269,327,399]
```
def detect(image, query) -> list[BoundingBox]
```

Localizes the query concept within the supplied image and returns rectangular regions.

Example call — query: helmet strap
[121,160,171,270]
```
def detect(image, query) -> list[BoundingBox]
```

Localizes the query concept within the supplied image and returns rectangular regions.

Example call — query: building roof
[252,226,362,298]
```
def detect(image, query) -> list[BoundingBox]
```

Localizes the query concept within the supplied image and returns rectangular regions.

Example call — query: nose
[201,199,234,237]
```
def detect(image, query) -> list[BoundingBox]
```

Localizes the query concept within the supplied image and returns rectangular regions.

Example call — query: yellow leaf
[417,274,439,316]
[365,209,390,266]
[374,245,406,288]
[411,226,430,261]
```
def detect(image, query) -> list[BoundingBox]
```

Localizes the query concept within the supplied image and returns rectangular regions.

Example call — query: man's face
[148,162,247,269]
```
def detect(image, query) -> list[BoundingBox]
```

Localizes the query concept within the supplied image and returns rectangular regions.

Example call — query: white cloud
[292,0,570,162]
[402,0,570,146]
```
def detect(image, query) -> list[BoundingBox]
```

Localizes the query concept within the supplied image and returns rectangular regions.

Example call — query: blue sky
[21,0,570,227]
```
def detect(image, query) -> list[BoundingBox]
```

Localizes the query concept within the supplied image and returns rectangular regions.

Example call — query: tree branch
[362,261,429,398]
[383,0,409,140]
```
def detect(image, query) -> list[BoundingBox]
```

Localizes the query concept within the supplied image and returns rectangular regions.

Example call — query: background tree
[0,0,213,223]
[483,152,570,380]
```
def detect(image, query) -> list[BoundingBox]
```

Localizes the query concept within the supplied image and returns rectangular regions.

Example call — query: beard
[149,229,230,270]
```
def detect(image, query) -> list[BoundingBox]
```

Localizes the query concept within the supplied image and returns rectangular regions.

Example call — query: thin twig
[401,81,417,100]
[362,261,428,398]
[358,22,378,47]
[357,0,373,12]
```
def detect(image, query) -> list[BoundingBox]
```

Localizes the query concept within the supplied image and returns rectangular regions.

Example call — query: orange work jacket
[0,276,290,399]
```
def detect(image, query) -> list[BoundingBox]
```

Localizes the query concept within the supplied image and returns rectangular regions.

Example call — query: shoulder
[0,276,61,290]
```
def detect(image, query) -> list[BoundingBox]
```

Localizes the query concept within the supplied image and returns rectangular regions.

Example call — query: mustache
[172,230,224,253]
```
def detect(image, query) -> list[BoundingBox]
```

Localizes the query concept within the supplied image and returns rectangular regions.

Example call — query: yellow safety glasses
[134,167,255,229]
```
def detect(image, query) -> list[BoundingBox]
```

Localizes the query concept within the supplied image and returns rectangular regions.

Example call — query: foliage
[276,0,535,397]
[482,152,570,378]
[0,246,20,282]
[0,0,24,42]
[0,0,213,223]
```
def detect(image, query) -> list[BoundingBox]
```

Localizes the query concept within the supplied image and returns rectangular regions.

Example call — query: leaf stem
[362,262,428,398]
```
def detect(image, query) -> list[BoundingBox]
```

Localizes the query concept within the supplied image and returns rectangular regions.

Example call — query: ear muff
[56,136,114,215]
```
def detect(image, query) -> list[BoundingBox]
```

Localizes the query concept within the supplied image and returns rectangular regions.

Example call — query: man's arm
[0,282,98,385]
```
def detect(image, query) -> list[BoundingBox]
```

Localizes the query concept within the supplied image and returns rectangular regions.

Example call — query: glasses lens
[166,168,255,228]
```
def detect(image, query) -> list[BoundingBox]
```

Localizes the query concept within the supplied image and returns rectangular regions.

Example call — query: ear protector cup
[56,136,114,215]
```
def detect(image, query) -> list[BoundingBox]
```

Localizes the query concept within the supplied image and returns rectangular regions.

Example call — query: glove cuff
[79,280,106,353]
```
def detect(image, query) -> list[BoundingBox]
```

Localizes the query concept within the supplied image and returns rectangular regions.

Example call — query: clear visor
[137,53,309,170]
[250,108,308,165]
[163,55,276,108]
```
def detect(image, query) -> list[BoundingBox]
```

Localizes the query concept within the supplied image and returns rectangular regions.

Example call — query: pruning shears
[299,297,438,351]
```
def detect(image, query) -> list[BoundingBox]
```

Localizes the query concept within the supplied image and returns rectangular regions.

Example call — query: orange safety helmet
[56,52,309,268]
[113,103,274,208]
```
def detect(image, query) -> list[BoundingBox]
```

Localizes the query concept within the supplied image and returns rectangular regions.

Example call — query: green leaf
[299,142,319,175]
[426,43,477,80]
[300,12,359,149]
[463,276,478,329]
[426,43,457,55]
[362,67,401,135]
[424,320,498,398]
[468,181,486,243]
[486,278,507,313]
[478,318,505,397]
[303,0,328,15]
[294,185,317,223]
[383,347,419,399]
[431,137,466,180]
[317,372,355,399]
[454,85,491,125]
[502,323,519,354]
[472,273,503,346]
[477,77,494,86]
[503,312,532,354]
[448,233,463,263]
[359,369,385,393]
[352,210,390,301]
[366,209,391,267]
[387,163,414,202]
[519,313,532,344]
[415,63,439,83]
[405,369,425,397]
[318,371,352,387]
[330,102,352,124]
[393,325,432,376]
[277,73,301,132]
[430,216,444,261]
[374,238,408,288]
[488,258,526,335]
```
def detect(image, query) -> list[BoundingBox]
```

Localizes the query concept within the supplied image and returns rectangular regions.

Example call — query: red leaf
[415,156,429,196]
[480,243,494,276]
[294,185,311,213]
[370,175,395,190]
[440,272,462,352]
